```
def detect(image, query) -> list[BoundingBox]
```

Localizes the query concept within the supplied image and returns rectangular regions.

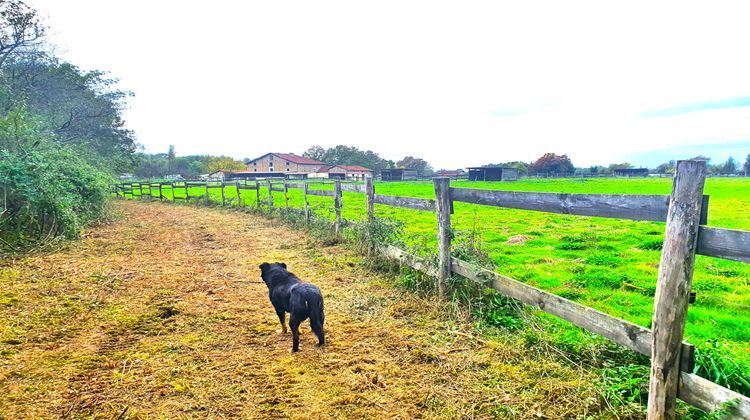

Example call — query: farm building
[435,169,466,178]
[310,165,373,180]
[613,168,649,177]
[381,168,418,181]
[199,170,226,181]
[467,166,519,181]
[244,153,326,175]
[224,170,286,181]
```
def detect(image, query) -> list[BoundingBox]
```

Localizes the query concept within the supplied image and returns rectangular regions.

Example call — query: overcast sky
[28,1,750,168]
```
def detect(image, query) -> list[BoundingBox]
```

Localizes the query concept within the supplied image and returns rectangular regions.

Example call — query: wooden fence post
[433,177,452,298]
[184,182,188,200]
[236,181,242,207]
[139,183,143,200]
[366,176,375,222]
[204,182,209,203]
[334,180,342,234]
[647,160,707,419]
[158,183,163,200]
[221,182,226,206]
[303,182,310,222]
[267,180,274,209]
[255,180,261,208]
[283,181,289,207]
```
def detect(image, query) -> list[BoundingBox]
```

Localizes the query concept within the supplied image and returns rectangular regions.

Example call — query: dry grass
[0,201,614,418]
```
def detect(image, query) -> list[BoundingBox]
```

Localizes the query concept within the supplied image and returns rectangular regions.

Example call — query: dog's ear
[278,262,287,269]
[259,262,270,271]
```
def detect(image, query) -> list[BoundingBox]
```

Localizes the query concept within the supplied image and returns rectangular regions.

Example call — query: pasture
[150,177,750,375]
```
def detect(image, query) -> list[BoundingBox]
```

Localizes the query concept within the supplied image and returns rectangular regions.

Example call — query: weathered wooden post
[221,182,226,206]
[184,182,188,200]
[365,176,375,222]
[283,182,289,207]
[647,160,707,419]
[204,181,209,204]
[267,180,274,210]
[255,180,261,208]
[334,180,342,234]
[158,183,163,200]
[236,181,242,207]
[303,182,310,223]
[433,177,452,298]
[139,183,144,200]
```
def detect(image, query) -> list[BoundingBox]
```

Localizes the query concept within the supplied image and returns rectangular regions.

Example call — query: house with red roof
[236,152,373,180]
[244,153,327,175]
[310,164,373,181]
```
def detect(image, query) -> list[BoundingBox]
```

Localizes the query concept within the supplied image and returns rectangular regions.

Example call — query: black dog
[259,262,325,352]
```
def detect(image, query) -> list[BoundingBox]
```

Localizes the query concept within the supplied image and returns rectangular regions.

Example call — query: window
[286,168,290,171]
[253,162,256,166]
[253,169,257,172]
[286,162,290,165]
[269,168,273,172]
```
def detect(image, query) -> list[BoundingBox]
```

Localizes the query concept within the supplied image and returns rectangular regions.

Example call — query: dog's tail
[307,289,325,345]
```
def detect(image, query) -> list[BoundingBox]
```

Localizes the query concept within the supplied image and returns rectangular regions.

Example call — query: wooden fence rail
[113,168,750,418]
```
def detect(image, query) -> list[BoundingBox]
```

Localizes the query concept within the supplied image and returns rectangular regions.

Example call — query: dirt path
[0,201,607,418]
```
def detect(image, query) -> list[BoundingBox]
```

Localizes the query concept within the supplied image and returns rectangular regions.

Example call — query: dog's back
[259,262,325,352]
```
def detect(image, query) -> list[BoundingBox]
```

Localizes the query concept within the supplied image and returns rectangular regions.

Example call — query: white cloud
[27,0,750,168]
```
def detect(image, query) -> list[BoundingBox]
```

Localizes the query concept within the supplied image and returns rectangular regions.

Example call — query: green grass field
[132,177,750,376]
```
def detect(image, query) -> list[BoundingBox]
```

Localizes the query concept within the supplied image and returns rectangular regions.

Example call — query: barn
[381,168,418,181]
[467,166,519,181]
[310,165,374,181]
[244,153,326,175]
[613,168,649,177]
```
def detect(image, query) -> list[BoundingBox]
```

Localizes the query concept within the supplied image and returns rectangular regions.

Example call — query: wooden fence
[113,161,750,418]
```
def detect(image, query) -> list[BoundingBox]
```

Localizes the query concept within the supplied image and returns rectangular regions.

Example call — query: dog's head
[259,262,287,284]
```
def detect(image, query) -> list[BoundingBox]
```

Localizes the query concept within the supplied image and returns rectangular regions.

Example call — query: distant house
[201,170,226,181]
[381,168,418,181]
[244,152,327,176]
[339,165,373,180]
[309,165,373,181]
[613,168,649,177]
[467,166,518,181]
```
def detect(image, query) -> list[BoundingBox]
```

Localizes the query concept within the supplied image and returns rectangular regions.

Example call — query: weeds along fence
[113,161,750,418]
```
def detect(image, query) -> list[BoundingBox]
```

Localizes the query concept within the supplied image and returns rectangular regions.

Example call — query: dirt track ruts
[0,201,608,418]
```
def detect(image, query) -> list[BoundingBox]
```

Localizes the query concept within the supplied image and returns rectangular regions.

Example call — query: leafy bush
[0,144,112,250]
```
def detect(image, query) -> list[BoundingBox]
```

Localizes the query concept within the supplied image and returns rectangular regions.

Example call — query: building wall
[501,168,519,181]
[245,154,324,174]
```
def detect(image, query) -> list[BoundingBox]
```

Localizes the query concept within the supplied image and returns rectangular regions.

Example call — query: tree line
[0,0,135,251]
[483,153,750,176]
[132,144,436,178]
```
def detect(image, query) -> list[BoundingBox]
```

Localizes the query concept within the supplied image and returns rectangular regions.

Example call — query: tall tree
[744,153,750,175]
[167,145,176,173]
[302,145,326,162]
[397,156,433,174]
[529,153,574,174]
[721,157,737,175]
[302,144,394,172]
[206,156,245,173]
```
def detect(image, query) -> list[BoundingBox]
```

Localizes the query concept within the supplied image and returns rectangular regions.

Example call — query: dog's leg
[275,308,287,334]
[289,315,301,352]
[311,319,325,346]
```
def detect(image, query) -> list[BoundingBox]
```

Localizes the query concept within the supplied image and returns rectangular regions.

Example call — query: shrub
[0,140,112,251]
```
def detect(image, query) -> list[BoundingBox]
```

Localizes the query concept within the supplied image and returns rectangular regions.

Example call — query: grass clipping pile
[1,201,606,418]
